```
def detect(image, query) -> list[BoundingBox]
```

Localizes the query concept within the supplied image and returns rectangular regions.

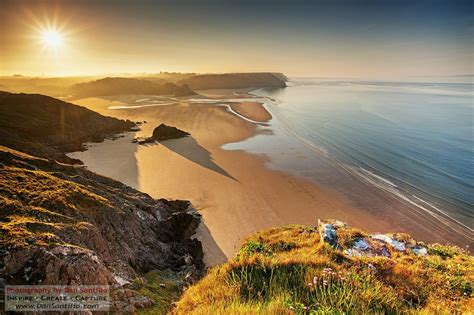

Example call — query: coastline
[71,93,472,266]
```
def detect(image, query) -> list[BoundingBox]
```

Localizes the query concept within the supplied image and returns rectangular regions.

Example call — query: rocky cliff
[0,146,204,311]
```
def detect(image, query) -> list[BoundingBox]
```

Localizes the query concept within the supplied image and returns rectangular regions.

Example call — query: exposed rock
[137,124,190,145]
[318,219,427,258]
[111,287,155,312]
[371,234,406,251]
[318,219,346,248]
[152,124,190,141]
[353,239,369,250]
[3,246,113,285]
[413,247,428,256]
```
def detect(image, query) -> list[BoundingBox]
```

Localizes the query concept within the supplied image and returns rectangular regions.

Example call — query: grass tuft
[174,225,473,314]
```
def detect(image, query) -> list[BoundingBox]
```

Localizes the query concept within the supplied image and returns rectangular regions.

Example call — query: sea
[224,76,473,233]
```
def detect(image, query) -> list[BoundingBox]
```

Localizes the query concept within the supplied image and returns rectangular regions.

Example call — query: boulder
[152,124,190,141]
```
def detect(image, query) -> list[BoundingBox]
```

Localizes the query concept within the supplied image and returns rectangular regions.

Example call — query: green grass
[174,225,473,314]
[134,270,185,315]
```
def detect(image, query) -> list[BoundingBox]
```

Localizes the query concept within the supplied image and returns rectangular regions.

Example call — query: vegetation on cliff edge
[174,224,473,314]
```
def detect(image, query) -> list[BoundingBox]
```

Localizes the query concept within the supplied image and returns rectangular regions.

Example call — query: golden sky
[1,0,472,77]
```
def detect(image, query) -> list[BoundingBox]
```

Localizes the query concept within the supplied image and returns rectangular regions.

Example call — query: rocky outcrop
[179,72,287,90]
[0,146,204,311]
[318,219,428,258]
[136,124,190,144]
[0,91,136,163]
[152,124,190,141]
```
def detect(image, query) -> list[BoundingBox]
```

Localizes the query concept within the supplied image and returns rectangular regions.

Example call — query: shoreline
[229,102,272,122]
[71,93,472,266]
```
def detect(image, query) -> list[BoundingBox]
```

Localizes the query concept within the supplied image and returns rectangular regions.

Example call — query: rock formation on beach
[152,124,190,141]
[136,123,190,144]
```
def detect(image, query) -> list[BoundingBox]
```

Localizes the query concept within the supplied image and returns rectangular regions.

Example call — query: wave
[342,164,473,237]
[359,167,398,187]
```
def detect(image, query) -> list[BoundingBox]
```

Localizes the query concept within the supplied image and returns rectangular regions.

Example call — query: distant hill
[179,72,287,90]
[0,91,135,162]
[70,77,195,98]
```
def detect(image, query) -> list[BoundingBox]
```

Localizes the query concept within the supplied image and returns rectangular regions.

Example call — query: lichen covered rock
[317,219,427,258]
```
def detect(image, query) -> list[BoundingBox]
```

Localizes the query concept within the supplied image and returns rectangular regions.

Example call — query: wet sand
[230,102,272,122]
[71,95,472,266]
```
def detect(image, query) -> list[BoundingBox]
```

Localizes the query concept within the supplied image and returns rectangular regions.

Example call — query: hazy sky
[1,0,472,77]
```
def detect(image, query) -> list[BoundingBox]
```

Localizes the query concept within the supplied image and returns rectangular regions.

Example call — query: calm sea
[224,77,473,231]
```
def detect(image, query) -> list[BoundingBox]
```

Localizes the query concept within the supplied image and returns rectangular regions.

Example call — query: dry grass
[0,157,114,249]
[174,225,473,314]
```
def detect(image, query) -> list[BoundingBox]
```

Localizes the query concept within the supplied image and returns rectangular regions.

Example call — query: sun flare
[41,30,63,48]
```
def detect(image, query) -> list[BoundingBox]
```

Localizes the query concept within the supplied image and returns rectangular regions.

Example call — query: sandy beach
[230,102,272,122]
[71,94,471,266]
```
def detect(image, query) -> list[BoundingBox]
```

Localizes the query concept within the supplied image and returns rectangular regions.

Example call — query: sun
[41,30,63,48]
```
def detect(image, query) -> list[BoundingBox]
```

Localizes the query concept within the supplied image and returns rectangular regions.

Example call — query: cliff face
[0,146,203,311]
[179,72,287,90]
[70,77,195,98]
[0,91,136,163]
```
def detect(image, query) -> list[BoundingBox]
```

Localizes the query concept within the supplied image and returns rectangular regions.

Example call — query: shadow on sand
[161,136,237,181]
[195,221,228,266]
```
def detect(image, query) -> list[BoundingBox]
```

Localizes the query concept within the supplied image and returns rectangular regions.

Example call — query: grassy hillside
[0,91,135,162]
[175,223,473,314]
